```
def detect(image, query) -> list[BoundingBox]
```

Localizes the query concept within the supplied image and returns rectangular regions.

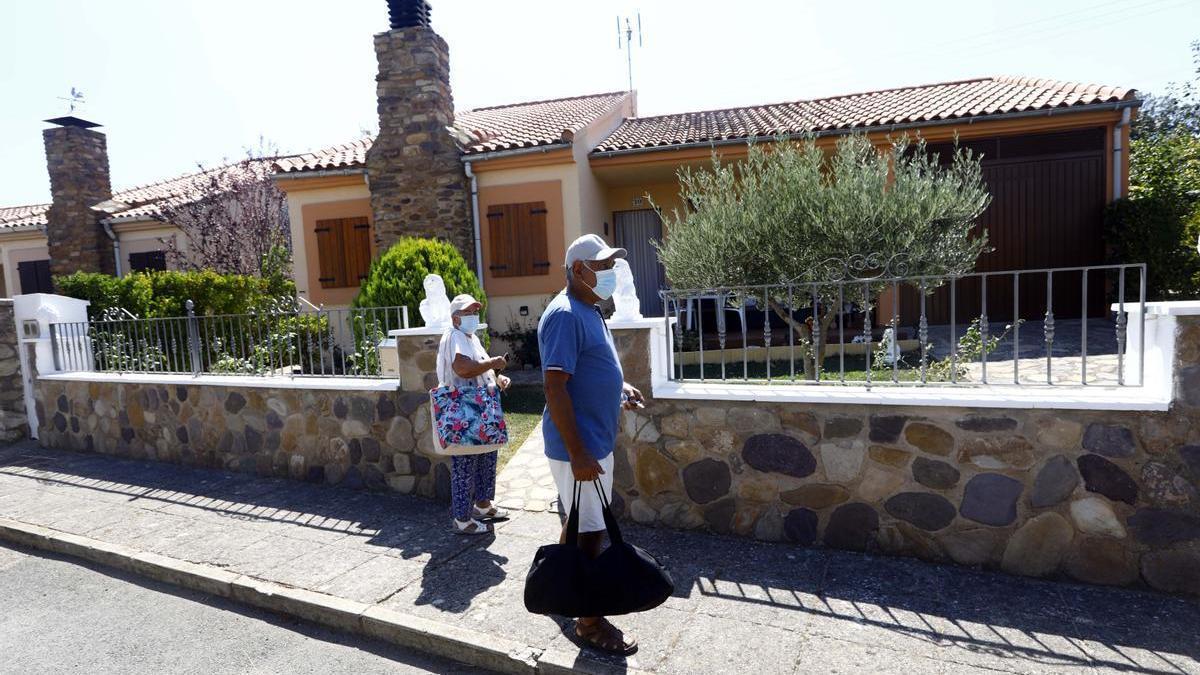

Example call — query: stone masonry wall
[366,26,474,266]
[0,300,27,443]
[43,125,115,279]
[35,333,453,502]
[609,321,1200,597]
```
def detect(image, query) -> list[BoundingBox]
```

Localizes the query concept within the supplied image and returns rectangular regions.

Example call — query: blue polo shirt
[538,290,624,461]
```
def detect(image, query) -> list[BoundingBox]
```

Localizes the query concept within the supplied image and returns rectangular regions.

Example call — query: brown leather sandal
[575,618,638,655]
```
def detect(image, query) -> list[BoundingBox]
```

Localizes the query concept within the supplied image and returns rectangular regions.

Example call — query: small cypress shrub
[353,237,486,328]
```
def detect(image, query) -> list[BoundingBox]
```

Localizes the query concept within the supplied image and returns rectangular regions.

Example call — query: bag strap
[568,479,624,547]
[591,480,625,547]
[564,481,583,547]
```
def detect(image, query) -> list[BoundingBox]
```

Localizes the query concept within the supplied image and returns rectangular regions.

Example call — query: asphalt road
[0,543,491,675]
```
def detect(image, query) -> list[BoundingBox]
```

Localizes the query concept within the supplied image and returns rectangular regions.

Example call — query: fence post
[186,300,201,376]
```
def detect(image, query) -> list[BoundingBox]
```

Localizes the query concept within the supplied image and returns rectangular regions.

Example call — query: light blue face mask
[458,315,480,333]
[586,264,617,300]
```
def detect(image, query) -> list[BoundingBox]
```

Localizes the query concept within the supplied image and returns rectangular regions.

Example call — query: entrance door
[614,209,667,317]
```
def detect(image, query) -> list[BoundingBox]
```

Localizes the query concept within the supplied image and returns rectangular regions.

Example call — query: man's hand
[570,452,605,482]
[622,383,645,410]
[497,374,511,391]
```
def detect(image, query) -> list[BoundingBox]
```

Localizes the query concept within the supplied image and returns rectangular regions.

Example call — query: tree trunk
[768,300,836,381]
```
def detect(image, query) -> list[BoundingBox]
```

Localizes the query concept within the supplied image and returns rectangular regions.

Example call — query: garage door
[902,128,1108,324]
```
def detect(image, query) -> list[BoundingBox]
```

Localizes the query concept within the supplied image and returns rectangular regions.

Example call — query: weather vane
[57,87,85,114]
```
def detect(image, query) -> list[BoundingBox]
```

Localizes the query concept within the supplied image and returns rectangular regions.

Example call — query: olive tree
[655,134,991,378]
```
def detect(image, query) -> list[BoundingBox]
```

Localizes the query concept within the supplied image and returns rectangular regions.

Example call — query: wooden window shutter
[344,217,373,284]
[18,260,53,294]
[314,219,346,288]
[487,201,549,278]
[128,251,167,272]
[523,202,550,275]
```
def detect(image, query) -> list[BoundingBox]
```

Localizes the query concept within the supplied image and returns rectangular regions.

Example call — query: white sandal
[472,504,510,520]
[453,518,492,535]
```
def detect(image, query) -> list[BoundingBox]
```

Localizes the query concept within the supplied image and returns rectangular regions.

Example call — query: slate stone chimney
[43,116,115,279]
[367,0,474,266]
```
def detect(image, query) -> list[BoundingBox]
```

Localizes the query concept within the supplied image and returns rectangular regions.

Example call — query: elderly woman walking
[437,293,512,535]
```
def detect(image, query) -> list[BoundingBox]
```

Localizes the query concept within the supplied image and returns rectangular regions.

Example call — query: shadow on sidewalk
[0,444,509,609]
[630,523,1200,673]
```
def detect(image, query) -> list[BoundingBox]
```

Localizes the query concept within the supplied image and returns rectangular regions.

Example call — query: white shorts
[548,454,615,533]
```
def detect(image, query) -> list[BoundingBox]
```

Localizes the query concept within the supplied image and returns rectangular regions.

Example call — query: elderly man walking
[537,233,644,655]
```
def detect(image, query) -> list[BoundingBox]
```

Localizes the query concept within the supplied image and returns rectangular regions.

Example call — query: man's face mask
[583,262,617,300]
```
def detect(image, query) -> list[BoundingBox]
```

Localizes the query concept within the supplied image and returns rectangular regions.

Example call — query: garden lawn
[498,385,545,468]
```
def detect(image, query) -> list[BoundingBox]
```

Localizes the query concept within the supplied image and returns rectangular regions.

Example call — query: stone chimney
[43,116,115,279]
[366,0,474,267]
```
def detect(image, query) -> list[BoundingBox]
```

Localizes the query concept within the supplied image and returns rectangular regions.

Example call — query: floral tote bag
[428,331,508,456]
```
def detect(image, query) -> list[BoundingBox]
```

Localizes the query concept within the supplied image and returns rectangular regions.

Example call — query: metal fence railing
[660,261,1147,388]
[49,301,410,379]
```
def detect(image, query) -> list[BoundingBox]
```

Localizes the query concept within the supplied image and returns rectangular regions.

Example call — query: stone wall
[366,26,474,266]
[43,124,115,279]
[608,320,1200,597]
[0,300,27,443]
[35,332,453,501]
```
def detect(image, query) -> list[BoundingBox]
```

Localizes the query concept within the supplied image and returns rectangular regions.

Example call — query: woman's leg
[473,451,498,507]
[450,455,477,521]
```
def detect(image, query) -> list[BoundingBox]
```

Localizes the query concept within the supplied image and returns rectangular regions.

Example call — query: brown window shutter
[315,219,346,288]
[524,202,550,276]
[488,206,517,278]
[487,202,549,278]
[343,216,373,284]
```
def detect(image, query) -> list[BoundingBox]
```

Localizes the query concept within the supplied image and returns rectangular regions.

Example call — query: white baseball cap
[565,234,626,267]
[449,294,482,315]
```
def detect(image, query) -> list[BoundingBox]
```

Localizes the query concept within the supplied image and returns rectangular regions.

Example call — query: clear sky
[1,0,1197,207]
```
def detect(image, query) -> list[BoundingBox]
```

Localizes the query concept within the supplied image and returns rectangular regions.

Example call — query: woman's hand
[497,374,511,391]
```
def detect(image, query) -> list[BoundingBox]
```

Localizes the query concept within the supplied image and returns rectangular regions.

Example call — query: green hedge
[55,270,295,318]
[353,237,486,328]
[1105,197,1200,301]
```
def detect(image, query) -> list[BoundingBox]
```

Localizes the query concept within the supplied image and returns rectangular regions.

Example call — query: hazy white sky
[1,0,1197,206]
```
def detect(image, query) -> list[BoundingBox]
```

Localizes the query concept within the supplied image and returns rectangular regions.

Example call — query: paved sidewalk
[495,422,559,513]
[0,442,1197,674]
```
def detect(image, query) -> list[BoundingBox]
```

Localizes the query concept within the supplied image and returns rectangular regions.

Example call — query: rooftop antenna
[57,87,85,114]
[617,11,642,110]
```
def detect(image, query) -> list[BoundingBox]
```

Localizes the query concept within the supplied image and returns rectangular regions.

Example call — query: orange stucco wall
[477,180,565,298]
[300,197,375,307]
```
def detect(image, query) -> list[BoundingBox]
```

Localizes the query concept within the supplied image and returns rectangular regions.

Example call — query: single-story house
[0,0,1140,335]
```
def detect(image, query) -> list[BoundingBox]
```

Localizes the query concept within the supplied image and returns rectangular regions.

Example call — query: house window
[314,216,372,288]
[128,251,167,273]
[486,202,550,277]
[17,259,53,294]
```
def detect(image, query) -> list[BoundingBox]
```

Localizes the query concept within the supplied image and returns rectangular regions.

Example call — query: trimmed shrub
[1105,197,1200,301]
[353,237,486,328]
[55,270,294,318]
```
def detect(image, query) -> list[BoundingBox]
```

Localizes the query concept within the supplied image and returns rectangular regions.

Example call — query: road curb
[0,517,591,674]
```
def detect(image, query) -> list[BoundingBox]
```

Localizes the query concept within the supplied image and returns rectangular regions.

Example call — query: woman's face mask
[457,314,480,333]
[584,262,617,300]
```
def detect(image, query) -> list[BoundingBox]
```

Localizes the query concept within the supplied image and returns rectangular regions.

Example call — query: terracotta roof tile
[272,138,373,174]
[0,203,49,231]
[593,76,1135,153]
[274,91,630,174]
[454,91,629,153]
[0,158,291,231]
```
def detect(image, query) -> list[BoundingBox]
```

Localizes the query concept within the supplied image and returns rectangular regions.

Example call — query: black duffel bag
[524,481,674,617]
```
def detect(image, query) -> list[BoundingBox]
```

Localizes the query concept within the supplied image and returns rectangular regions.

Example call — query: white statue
[418,274,452,329]
[611,259,642,321]
[881,327,900,365]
